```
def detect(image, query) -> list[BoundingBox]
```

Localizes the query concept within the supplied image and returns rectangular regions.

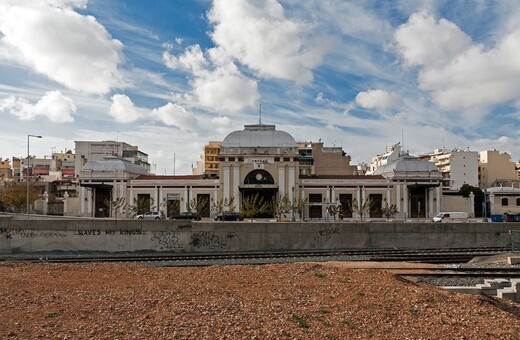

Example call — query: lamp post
[27,134,42,219]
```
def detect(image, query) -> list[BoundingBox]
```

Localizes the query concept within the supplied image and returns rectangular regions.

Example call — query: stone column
[396,182,401,212]
[469,192,475,218]
[436,186,441,213]
[403,184,409,217]
[223,166,230,200]
[233,166,240,203]
[80,186,85,216]
[63,191,69,216]
[278,167,285,197]
[42,191,49,215]
[489,193,495,215]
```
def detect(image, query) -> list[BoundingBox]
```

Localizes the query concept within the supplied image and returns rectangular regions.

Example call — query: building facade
[479,150,517,189]
[419,148,478,191]
[75,124,443,220]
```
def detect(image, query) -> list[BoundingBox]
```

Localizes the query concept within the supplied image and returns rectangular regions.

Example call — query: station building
[76,124,443,220]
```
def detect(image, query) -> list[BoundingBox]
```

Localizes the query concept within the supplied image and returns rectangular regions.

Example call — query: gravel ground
[1,261,520,339]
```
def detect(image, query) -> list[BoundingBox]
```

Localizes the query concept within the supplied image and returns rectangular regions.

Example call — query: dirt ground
[1,261,519,339]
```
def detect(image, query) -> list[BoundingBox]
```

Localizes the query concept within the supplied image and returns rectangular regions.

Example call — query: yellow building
[479,150,517,189]
[204,141,221,176]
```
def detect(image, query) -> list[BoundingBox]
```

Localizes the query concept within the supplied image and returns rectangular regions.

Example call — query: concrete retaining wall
[0,216,518,253]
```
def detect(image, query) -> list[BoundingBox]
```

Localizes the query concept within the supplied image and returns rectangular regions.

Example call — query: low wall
[0,216,518,253]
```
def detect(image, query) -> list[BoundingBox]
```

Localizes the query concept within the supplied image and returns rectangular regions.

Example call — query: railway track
[1,246,513,265]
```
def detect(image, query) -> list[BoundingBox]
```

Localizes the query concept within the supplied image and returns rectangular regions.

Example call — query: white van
[433,212,468,223]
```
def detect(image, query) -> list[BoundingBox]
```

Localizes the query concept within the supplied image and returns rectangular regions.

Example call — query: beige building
[0,159,12,180]
[479,150,517,189]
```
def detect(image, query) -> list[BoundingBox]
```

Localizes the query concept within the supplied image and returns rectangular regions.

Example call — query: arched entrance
[240,169,277,218]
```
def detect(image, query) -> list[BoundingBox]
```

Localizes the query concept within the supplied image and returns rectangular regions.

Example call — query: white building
[419,148,478,191]
[75,141,150,176]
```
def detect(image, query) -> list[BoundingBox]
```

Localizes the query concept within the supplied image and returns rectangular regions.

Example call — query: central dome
[222,124,296,148]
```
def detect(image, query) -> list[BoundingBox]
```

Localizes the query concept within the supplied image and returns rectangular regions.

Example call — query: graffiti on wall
[2,228,67,239]
[151,232,180,250]
[190,231,237,249]
[315,227,340,241]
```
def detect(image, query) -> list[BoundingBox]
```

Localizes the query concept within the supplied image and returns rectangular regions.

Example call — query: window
[502,197,509,206]
[516,198,520,206]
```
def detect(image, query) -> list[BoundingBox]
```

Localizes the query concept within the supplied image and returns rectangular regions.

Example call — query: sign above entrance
[245,158,274,165]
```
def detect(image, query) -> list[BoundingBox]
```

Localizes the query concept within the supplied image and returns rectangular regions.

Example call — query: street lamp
[27,134,42,219]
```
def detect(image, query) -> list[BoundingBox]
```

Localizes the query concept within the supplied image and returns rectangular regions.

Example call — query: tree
[127,197,155,217]
[349,198,374,222]
[270,195,292,221]
[210,197,236,220]
[0,182,39,213]
[327,203,342,222]
[294,197,310,221]
[104,197,126,219]
[381,203,399,221]
[458,184,484,217]
[187,196,208,220]
[241,193,269,221]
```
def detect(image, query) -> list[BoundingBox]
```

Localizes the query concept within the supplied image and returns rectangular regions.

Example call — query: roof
[374,155,439,176]
[487,186,520,194]
[222,124,296,148]
[134,175,205,180]
[82,158,148,175]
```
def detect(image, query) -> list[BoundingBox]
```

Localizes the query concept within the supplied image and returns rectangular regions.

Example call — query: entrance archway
[240,169,277,218]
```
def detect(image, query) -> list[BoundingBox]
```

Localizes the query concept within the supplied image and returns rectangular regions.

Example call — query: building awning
[239,186,278,192]
[80,183,113,189]
[407,183,440,189]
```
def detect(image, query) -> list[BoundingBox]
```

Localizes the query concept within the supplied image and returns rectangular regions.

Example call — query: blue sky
[1,0,520,175]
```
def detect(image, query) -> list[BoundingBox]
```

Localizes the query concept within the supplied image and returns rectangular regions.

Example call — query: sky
[2,0,520,175]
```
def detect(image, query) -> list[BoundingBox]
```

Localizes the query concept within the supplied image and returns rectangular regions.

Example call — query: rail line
[1,246,513,265]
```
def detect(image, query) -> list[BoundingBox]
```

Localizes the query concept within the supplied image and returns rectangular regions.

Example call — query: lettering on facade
[151,232,180,250]
[176,225,191,231]
[119,230,145,235]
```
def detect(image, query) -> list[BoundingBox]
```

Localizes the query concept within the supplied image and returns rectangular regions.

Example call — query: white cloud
[355,89,397,111]
[211,116,231,133]
[109,94,140,123]
[163,45,259,112]
[0,90,75,122]
[395,11,520,111]
[0,1,124,94]
[208,0,328,83]
[152,102,199,131]
[394,11,472,68]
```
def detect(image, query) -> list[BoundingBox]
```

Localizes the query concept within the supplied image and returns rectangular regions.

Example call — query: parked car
[214,212,243,221]
[170,212,201,220]
[134,211,166,220]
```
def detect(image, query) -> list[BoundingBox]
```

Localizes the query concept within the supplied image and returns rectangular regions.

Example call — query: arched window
[244,169,274,185]
[501,197,509,206]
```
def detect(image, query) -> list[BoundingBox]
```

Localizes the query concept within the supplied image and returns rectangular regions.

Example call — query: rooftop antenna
[259,102,262,125]
[401,129,404,156]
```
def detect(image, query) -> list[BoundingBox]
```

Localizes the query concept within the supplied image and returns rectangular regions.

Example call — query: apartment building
[75,141,150,175]
[419,148,478,191]
[297,142,358,176]
[479,150,517,188]
[204,141,221,176]
[0,159,12,180]
[366,142,404,175]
